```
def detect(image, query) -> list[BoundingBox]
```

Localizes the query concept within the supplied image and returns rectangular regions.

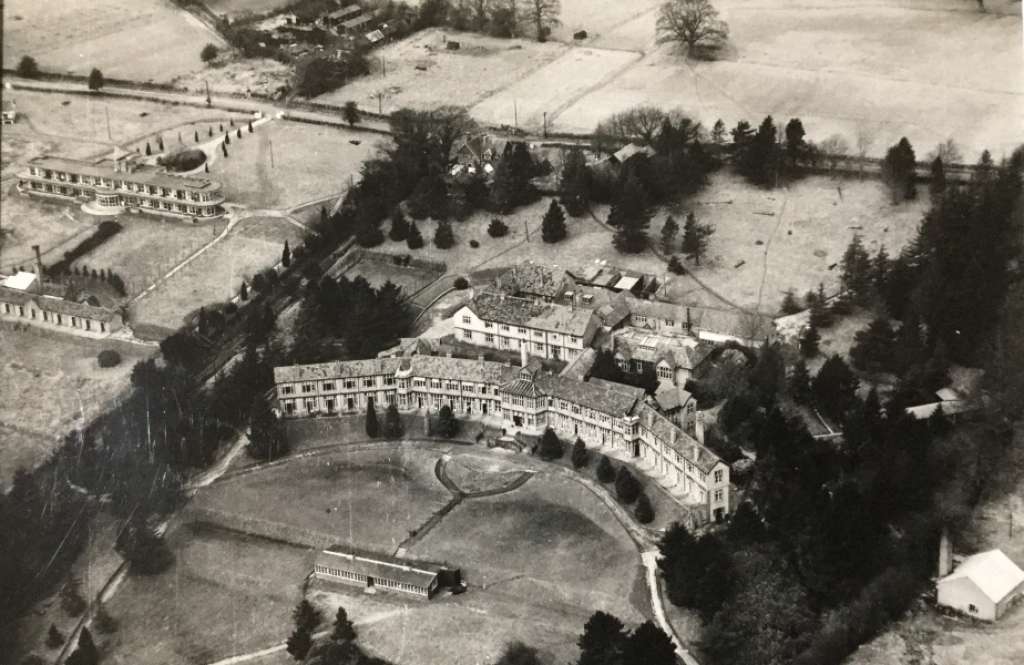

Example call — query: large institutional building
[17,153,224,219]
[274,351,731,521]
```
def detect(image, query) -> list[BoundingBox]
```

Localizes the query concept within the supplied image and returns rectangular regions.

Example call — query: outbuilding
[937,549,1024,621]
[313,546,461,600]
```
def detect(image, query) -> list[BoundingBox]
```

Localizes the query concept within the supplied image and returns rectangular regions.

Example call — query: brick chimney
[31,244,43,294]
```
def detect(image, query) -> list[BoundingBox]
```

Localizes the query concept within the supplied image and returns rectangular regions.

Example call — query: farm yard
[316,29,567,116]
[2,0,223,83]
[0,326,152,491]
[208,120,383,210]
[129,214,304,329]
[550,0,1023,160]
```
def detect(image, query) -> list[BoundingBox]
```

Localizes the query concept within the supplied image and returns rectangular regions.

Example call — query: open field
[551,0,1023,160]
[2,0,222,82]
[316,29,567,115]
[470,47,641,129]
[171,57,292,98]
[130,214,302,329]
[0,325,152,491]
[71,216,227,297]
[103,522,310,665]
[201,0,295,19]
[209,120,383,210]
[409,471,645,618]
[0,190,101,273]
[662,171,931,313]
[552,0,662,45]
[194,447,452,554]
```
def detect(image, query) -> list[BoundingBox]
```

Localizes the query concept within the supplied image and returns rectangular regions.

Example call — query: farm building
[937,550,1024,621]
[17,152,224,219]
[313,546,460,599]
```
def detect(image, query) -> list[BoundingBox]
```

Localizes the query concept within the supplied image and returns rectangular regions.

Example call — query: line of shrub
[47,221,123,275]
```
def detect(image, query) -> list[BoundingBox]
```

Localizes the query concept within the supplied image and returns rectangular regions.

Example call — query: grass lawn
[194,447,451,554]
[0,190,100,273]
[0,326,153,491]
[102,522,311,665]
[3,0,223,83]
[71,216,226,297]
[662,171,931,314]
[315,28,567,116]
[130,215,303,329]
[553,0,1022,160]
[208,120,383,210]
[408,471,645,619]
[336,255,442,299]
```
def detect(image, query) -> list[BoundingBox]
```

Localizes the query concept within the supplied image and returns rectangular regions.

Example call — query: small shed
[937,549,1024,621]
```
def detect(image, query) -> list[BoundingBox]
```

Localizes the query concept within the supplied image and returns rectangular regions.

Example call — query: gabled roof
[0,286,120,321]
[637,403,721,473]
[465,292,595,338]
[537,374,645,417]
[405,355,519,385]
[939,550,1024,603]
[273,357,404,383]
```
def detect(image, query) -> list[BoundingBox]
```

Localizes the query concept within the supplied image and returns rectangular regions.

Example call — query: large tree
[610,174,651,253]
[365,396,380,437]
[524,0,561,41]
[681,212,714,264]
[88,68,104,91]
[656,0,729,56]
[881,137,917,203]
[248,394,289,461]
[560,147,591,216]
[660,214,679,254]
[578,611,627,665]
[541,199,568,243]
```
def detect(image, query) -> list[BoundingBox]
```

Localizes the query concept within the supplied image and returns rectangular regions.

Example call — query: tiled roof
[493,262,574,299]
[637,403,721,473]
[613,328,713,370]
[537,374,645,417]
[405,355,519,385]
[467,292,595,337]
[273,357,404,383]
[655,383,692,412]
[502,378,545,399]
[0,286,120,322]
[687,306,774,342]
[317,546,443,589]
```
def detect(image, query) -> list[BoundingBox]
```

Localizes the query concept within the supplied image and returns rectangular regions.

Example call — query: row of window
[28,168,217,202]
[2,302,108,332]
[314,564,430,595]
[461,315,580,345]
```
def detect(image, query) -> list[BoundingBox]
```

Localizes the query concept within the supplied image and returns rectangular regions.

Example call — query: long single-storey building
[17,152,224,219]
[0,273,123,337]
[313,546,459,599]
[275,351,731,520]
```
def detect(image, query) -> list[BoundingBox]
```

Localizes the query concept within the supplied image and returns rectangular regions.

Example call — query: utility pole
[513,100,518,132]
[105,105,112,142]
[542,111,547,138]
[523,219,529,242]
[205,80,211,107]
[381,56,386,77]
[377,92,384,114]
[268,136,275,168]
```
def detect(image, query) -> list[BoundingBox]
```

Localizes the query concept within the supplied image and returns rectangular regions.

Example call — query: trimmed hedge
[49,221,122,275]
[97,350,121,368]
[158,149,206,172]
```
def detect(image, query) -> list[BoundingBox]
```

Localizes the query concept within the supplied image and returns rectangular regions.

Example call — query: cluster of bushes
[559,439,654,525]
[97,349,121,368]
[158,148,206,172]
[47,221,123,275]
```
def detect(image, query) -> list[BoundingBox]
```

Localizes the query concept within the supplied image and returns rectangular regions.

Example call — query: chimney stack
[520,343,529,368]
[31,245,43,294]
[938,526,952,578]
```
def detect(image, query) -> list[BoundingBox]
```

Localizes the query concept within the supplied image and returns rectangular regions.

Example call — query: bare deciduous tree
[525,0,561,41]
[854,124,875,178]
[819,133,849,171]
[927,138,963,166]
[656,0,729,56]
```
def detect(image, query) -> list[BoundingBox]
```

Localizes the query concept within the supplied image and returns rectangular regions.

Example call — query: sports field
[2,0,223,82]
[208,120,382,210]
[130,214,303,329]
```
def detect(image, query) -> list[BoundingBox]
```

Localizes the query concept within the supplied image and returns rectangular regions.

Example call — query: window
[634,314,647,325]
[462,329,473,340]
[534,342,543,351]
[665,319,675,327]
[714,489,723,501]
[714,470,723,483]
[323,382,334,391]
[363,378,374,387]
[534,331,543,338]
[500,324,509,331]
[462,315,471,324]
[485,334,495,343]
[484,321,493,329]
[968,604,978,614]
[302,383,315,393]
[517,327,526,334]
[345,380,355,389]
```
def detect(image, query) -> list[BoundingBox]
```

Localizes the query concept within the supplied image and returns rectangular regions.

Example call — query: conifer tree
[711,119,726,145]
[541,199,567,243]
[597,455,615,483]
[538,427,563,460]
[406,221,424,249]
[388,207,409,242]
[281,240,291,268]
[660,215,679,254]
[571,438,588,469]
[681,212,714,265]
[365,396,380,438]
[157,135,164,151]
[331,606,357,642]
[610,174,650,253]
[248,394,289,461]
[560,147,590,216]
[840,233,872,302]
[47,624,64,649]
[634,491,655,524]
[800,320,820,357]
[194,129,199,143]
[433,220,455,249]
[789,357,812,403]
[781,288,801,314]
[882,137,917,203]
[383,402,403,438]
[240,281,249,301]
[145,142,152,156]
